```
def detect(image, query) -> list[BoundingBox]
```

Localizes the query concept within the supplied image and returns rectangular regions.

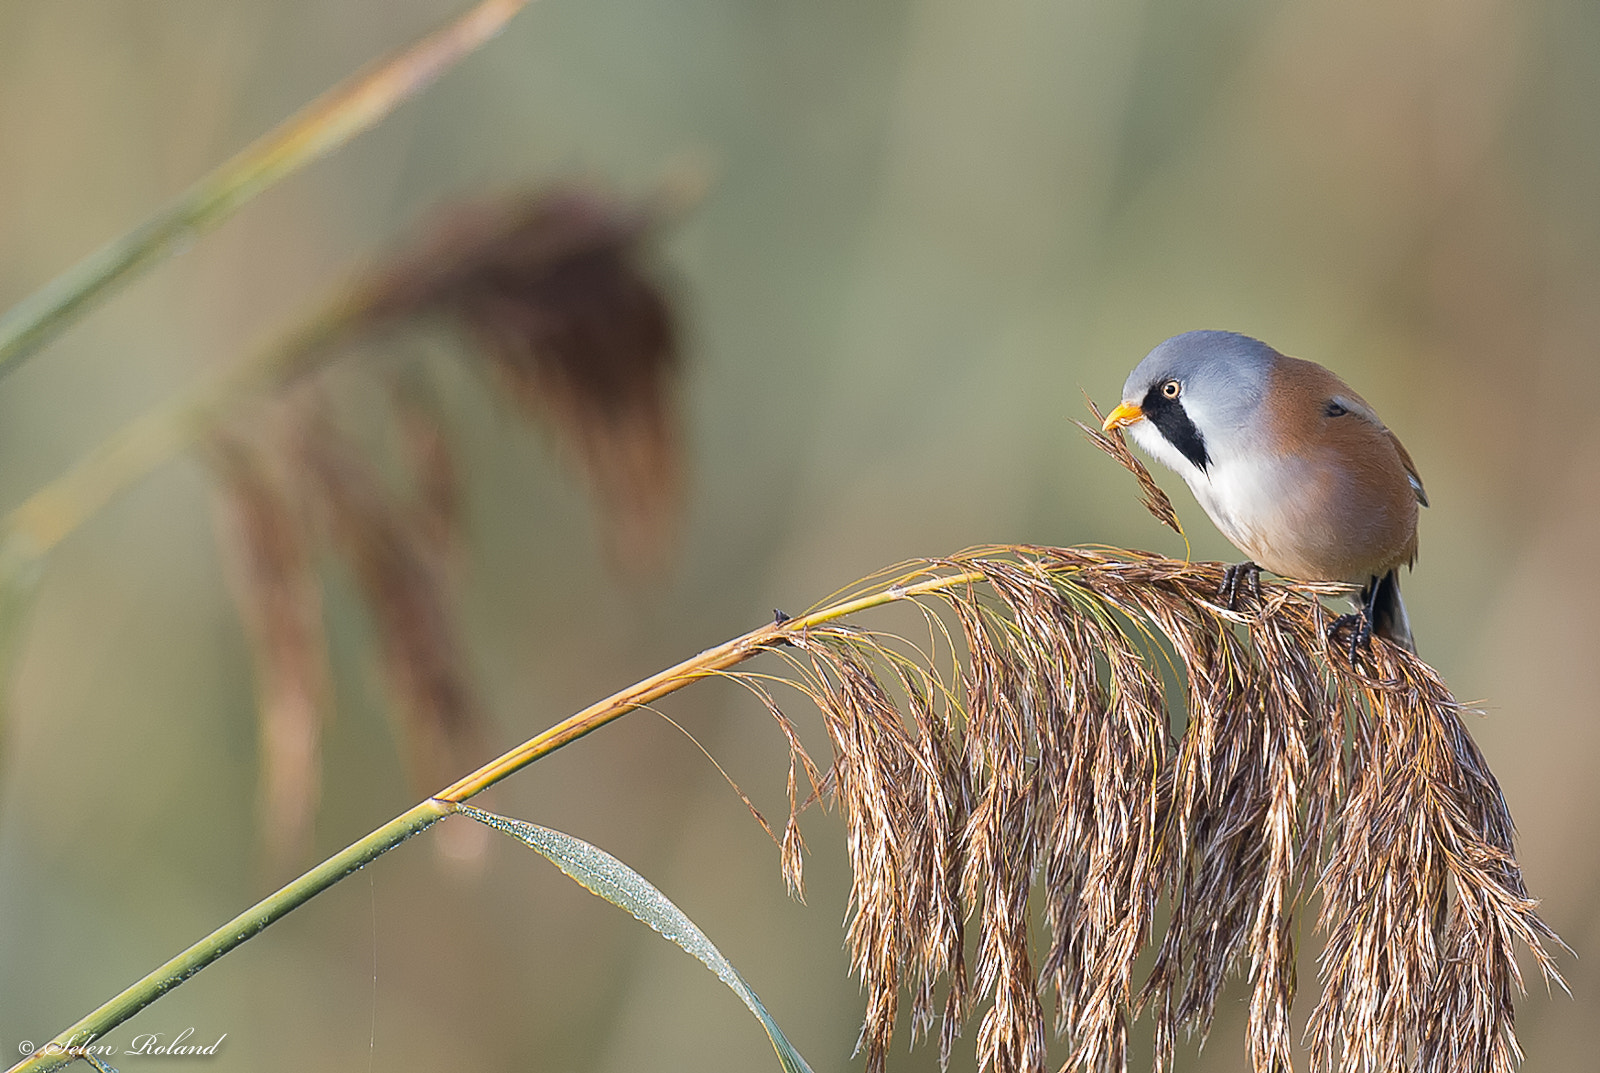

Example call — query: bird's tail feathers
[1366,569,1415,653]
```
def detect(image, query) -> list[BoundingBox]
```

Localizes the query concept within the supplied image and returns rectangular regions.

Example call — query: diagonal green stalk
[0,0,530,381]
[2,299,351,566]
[0,298,352,786]
[8,801,450,1073]
[3,567,983,1073]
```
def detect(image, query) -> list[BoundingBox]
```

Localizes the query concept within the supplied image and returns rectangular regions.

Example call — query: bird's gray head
[1107,330,1278,474]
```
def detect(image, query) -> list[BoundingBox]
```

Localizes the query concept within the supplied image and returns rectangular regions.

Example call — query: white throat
[1124,416,1289,562]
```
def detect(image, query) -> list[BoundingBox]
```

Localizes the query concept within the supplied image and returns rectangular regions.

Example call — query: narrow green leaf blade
[454,803,814,1073]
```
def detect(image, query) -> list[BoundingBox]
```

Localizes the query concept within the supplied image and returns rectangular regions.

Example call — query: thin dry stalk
[746,546,1559,1073]
[1075,400,1183,537]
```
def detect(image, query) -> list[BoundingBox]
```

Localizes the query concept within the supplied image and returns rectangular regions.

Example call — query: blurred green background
[1,0,1597,1069]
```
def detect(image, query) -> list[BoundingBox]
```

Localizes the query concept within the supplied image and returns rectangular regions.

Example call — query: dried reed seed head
[755,687,826,900]
[360,187,684,573]
[289,402,484,790]
[387,371,462,560]
[762,546,1559,1073]
[211,374,489,853]
[1076,399,1183,536]
[207,185,686,856]
[205,427,332,868]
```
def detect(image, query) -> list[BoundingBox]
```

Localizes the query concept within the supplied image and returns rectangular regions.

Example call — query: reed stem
[3,566,981,1072]
[0,0,529,380]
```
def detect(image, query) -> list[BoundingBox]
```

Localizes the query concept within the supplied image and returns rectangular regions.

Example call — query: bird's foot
[1328,611,1373,664]
[1219,561,1262,610]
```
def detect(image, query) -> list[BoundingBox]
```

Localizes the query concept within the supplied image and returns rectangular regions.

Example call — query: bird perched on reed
[1102,330,1427,654]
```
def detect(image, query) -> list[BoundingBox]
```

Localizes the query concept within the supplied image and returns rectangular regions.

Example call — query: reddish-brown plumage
[1254,355,1423,584]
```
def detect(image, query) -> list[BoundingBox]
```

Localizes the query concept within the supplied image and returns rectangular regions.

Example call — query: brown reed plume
[208,425,332,865]
[206,389,485,857]
[358,186,683,572]
[200,183,684,860]
[745,546,1560,1073]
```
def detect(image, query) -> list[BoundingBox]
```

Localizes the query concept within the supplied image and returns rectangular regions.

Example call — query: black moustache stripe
[1141,384,1210,471]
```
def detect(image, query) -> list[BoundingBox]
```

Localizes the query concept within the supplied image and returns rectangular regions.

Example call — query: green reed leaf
[455,803,815,1073]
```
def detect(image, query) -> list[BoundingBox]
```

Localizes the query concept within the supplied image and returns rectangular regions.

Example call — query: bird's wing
[1329,388,1429,509]
[1386,431,1428,508]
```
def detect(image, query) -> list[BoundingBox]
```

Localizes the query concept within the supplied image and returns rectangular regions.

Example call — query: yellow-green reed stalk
[0,0,530,380]
[0,295,355,728]
[3,566,980,1073]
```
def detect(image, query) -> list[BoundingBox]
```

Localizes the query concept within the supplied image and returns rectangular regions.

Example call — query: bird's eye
[1161,379,1181,399]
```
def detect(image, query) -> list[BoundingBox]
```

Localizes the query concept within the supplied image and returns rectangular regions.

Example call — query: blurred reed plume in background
[747,547,1560,1073]
[358,188,683,571]
[207,186,683,863]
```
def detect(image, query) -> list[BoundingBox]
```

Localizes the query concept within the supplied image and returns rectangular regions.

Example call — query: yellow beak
[1101,401,1144,431]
